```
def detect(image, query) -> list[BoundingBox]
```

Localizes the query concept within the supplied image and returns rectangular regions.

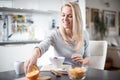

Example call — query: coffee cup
[14,61,24,75]
[49,57,65,68]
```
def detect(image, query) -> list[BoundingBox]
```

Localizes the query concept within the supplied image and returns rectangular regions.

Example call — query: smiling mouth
[64,21,69,24]
[64,22,70,25]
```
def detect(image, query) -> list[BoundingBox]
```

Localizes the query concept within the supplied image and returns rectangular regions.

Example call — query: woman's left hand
[71,53,83,65]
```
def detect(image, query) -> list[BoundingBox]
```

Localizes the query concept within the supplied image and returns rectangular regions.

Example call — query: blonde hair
[59,2,83,50]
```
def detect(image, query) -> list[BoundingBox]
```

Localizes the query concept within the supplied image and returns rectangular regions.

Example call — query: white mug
[49,57,65,68]
[14,61,24,75]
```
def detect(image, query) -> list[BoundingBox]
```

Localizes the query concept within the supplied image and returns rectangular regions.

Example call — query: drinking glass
[67,65,87,80]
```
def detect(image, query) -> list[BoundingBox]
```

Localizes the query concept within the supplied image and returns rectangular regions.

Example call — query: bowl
[67,66,87,80]
[49,57,65,68]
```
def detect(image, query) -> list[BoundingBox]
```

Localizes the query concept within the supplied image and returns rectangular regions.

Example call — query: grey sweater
[36,29,90,65]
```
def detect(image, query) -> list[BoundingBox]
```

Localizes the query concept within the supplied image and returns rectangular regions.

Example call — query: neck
[65,29,73,38]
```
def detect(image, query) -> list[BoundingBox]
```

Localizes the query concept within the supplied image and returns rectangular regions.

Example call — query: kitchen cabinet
[0,44,37,72]
[0,44,54,72]
[0,0,63,43]
[0,7,56,14]
[13,0,62,11]
[0,0,12,8]
[0,7,59,42]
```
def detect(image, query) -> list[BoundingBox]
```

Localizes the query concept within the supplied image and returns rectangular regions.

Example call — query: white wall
[79,0,86,30]
[13,0,40,10]
[86,0,120,39]
[86,0,120,11]
[13,0,62,11]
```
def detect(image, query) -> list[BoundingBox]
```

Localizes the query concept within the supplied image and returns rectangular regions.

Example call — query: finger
[72,56,83,61]
[24,60,30,74]
[76,60,83,64]
[24,61,27,74]
[74,60,83,65]
[73,58,82,63]
[27,60,35,72]
[71,54,82,59]
[72,57,83,63]
[24,61,28,73]
[71,54,79,59]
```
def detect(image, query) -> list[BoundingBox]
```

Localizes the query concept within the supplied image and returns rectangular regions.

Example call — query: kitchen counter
[0,43,40,72]
[0,40,41,45]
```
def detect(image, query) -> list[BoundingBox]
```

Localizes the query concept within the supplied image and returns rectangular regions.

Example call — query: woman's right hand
[24,48,41,74]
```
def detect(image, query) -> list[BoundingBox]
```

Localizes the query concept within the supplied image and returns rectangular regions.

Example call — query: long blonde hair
[59,2,83,50]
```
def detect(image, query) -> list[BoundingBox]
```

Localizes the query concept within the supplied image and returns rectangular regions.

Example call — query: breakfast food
[68,67,86,79]
[26,65,40,80]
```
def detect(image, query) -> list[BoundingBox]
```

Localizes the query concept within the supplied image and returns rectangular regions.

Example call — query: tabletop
[0,68,120,80]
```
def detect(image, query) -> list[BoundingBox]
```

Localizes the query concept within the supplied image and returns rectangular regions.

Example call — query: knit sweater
[36,28,90,65]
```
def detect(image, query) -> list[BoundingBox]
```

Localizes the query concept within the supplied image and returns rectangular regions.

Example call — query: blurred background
[0,0,120,72]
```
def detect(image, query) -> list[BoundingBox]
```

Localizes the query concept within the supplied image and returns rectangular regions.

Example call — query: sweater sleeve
[36,30,55,54]
[83,30,90,58]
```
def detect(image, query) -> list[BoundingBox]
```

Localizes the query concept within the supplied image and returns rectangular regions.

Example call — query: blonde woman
[24,2,90,73]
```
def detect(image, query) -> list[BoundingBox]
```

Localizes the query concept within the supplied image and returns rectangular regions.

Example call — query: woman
[24,2,90,73]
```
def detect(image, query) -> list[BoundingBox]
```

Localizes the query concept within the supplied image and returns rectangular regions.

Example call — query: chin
[64,27,69,29]
[64,28,71,32]
[63,26,70,29]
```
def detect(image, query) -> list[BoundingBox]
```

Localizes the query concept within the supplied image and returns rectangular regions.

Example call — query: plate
[16,75,51,80]
[40,64,72,71]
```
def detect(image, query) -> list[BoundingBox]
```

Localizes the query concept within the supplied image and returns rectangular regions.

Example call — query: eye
[68,14,73,18]
[61,14,65,17]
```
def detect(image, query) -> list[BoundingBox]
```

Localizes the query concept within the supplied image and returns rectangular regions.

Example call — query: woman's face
[61,6,73,31]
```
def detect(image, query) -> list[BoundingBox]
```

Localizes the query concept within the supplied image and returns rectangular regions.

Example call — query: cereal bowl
[67,66,87,80]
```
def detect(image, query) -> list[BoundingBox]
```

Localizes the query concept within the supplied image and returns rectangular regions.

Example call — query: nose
[64,16,68,21]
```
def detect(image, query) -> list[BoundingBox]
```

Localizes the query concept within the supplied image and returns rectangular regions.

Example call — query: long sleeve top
[36,28,90,65]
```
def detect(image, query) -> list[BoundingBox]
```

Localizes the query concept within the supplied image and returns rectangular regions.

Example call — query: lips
[64,22,70,26]
[64,22,70,24]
